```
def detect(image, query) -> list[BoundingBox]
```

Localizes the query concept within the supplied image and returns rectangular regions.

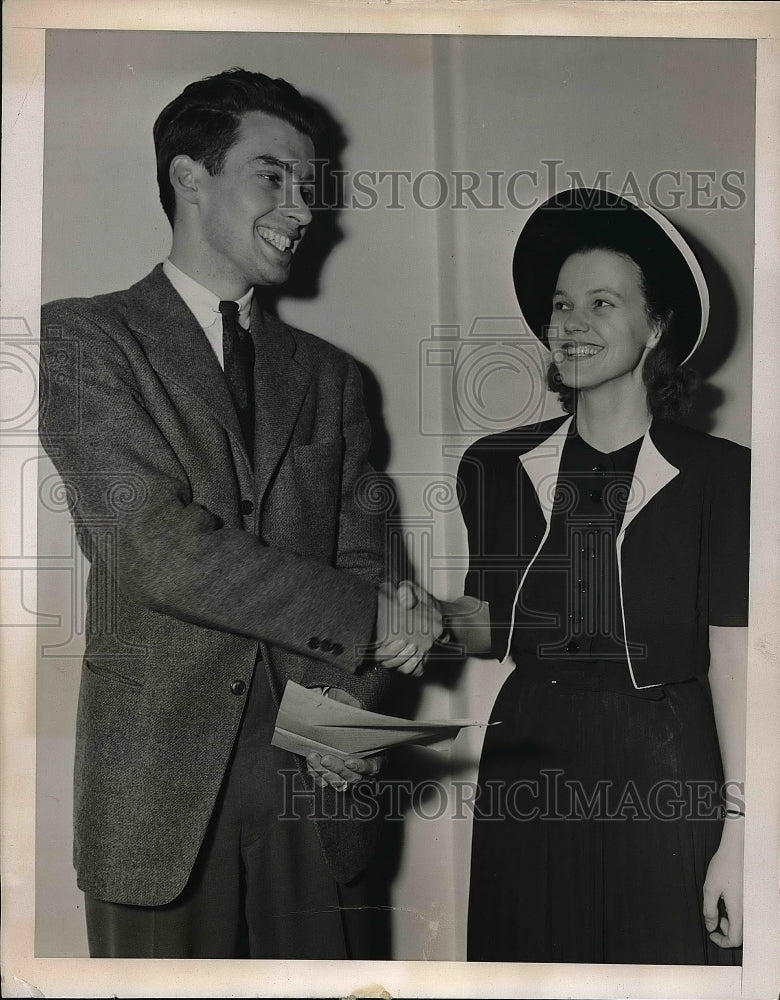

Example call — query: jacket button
[320,638,332,652]
[331,642,344,656]
[307,636,320,650]
[566,641,579,654]
[240,499,254,515]
[230,679,247,696]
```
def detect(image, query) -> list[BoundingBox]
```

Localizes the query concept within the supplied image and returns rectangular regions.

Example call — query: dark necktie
[219,300,255,460]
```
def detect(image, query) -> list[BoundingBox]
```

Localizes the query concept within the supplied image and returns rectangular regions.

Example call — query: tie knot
[218,300,240,318]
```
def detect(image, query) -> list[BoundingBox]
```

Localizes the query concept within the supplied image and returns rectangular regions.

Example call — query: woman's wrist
[718,813,746,847]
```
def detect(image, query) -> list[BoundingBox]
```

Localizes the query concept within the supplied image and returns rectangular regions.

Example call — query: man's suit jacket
[40,265,393,906]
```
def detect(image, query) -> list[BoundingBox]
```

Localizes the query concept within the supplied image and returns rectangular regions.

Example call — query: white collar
[518,416,679,533]
[163,259,254,333]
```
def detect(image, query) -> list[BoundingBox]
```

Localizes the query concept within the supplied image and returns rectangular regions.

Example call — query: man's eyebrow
[253,154,314,181]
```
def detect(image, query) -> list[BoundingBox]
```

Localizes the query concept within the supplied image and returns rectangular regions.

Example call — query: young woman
[455,188,748,964]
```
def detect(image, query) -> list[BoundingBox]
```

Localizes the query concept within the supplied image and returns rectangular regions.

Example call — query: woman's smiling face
[548,248,662,392]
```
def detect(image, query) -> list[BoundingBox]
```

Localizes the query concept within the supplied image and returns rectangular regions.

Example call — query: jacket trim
[506,416,573,662]
[508,418,680,689]
[617,428,680,688]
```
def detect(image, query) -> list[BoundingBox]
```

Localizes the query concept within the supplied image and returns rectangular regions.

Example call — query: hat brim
[512,188,709,365]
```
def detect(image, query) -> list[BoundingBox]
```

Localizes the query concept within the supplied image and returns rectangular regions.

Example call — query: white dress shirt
[163,258,253,369]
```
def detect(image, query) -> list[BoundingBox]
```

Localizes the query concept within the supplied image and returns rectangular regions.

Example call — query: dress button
[592,464,606,473]
[230,679,247,696]
[331,642,344,656]
[566,640,579,654]
[240,499,254,515]
[307,636,320,650]
[589,490,602,503]
[320,639,332,652]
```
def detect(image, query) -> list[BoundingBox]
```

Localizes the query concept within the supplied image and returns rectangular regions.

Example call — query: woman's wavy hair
[547,245,700,420]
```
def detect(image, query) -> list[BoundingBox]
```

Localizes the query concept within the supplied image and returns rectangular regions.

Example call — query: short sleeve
[707,443,751,627]
[457,443,484,602]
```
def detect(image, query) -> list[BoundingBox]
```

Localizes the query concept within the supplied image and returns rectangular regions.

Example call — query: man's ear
[169,155,203,208]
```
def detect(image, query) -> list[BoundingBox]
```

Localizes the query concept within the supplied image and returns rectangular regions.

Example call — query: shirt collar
[163,259,254,333]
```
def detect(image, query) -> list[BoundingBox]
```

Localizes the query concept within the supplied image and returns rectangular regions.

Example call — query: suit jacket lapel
[250,300,311,504]
[124,266,248,467]
[123,268,312,501]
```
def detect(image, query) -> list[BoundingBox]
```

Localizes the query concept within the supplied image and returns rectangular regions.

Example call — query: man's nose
[282,180,313,228]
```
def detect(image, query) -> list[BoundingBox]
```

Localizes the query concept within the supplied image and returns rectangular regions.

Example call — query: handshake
[371,580,450,677]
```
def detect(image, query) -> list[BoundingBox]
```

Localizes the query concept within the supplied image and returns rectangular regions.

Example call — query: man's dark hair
[153,68,324,225]
[546,245,701,421]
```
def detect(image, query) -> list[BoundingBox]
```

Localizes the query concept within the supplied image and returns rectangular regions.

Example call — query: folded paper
[271,680,495,758]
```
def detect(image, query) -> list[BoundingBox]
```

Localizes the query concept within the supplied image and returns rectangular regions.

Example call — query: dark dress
[466,429,743,965]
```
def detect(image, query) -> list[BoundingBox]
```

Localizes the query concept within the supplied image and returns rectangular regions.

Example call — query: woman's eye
[257,172,282,186]
[552,301,570,311]
[593,298,613,309]
[299,185,315,206]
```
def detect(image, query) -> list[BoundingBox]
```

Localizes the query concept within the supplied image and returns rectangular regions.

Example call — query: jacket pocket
[292,437,344,466]
[84,659,144,688]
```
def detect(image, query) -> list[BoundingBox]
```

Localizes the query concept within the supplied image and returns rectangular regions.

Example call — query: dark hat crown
[512,187,708,365]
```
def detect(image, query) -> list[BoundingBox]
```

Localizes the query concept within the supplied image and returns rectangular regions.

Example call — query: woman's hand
[705,626,747,950]
[703,819,744,948]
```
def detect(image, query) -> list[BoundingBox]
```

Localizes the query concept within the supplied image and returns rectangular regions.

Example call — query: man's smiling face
[190,110,315,296]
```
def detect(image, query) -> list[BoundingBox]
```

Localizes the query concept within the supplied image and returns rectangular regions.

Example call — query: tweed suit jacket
[39,265,394,906]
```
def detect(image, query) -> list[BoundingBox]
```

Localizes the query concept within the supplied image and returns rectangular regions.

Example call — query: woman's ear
[646,324,663,351]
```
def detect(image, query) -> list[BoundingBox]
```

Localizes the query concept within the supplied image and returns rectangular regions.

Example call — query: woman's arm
[438,595,494,657]
[703,624,747,949]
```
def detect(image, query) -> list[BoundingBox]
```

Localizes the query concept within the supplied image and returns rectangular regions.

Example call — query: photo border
[2,2,778,997]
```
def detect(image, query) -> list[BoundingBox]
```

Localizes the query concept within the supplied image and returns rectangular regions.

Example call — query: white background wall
[37,30,755,960]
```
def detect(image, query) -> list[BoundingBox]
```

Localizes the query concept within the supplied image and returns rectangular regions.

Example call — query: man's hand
[373,580,443,677]
[305,687,384,791]
[306,751,383,791]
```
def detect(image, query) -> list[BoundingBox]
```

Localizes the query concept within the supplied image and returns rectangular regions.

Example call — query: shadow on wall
[262,94,348,309]
[262,95,468,957]
[676,225,742,435]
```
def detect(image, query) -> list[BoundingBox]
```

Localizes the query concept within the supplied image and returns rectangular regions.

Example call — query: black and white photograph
[2,2,779,998]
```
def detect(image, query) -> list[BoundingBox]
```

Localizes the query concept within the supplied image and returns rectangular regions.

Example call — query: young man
[39,69,440,960]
